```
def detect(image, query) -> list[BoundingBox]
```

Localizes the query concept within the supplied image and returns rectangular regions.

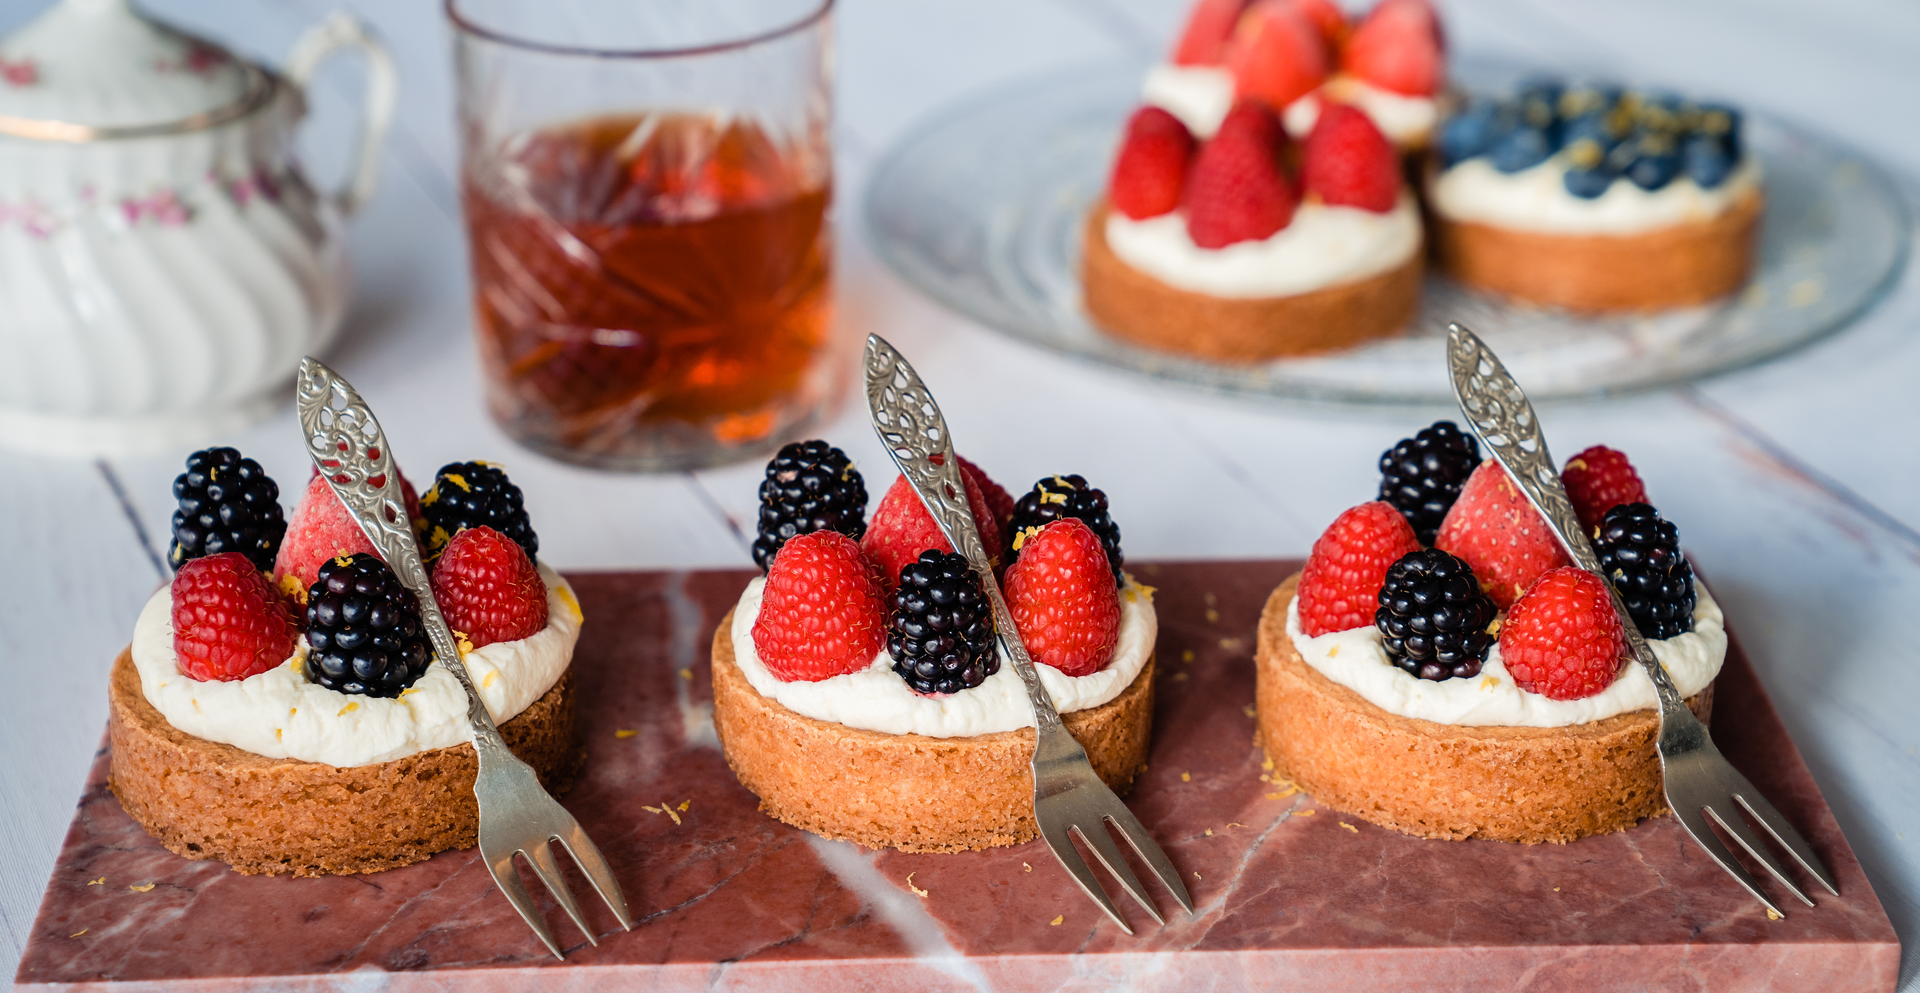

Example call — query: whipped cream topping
[131,565,582,768]
[1141,65,1436,146]
[1104,191,1421,298]
[728,575,1157,738]
[1429,154,1762,235]
[1285,580,1725,728]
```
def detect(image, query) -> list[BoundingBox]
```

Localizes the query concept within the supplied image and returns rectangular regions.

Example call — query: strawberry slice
[1172,0,1255,66]
[431,526,549,649]
[172,552,301,682]
[1226,0,1330,110]
[1435,461,1572,609]
[753,531,889,682]
[1341,0,1444,97]
[1004,519,1121,676]
[1297,501,1422,636]
[1301,102,1400,211]
[1184,101,1297,248]
[1285,0,1348,48]
[1109,106,1196,220]
[861,468,1006,588]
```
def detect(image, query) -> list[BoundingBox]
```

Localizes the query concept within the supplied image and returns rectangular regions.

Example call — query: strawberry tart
[1255,424,1724,842]
[1428,80,1761,311]
[1082,97,1422,361]
[711,442,1157,852]
[110,448,583,876]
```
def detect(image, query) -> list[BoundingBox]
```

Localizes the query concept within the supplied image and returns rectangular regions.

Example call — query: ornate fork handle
[864,336,1064,732]
[295,358,511,752]
[1445,326,1689,720]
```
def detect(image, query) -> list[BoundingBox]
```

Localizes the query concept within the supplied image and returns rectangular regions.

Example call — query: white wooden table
[2,0,1916,986]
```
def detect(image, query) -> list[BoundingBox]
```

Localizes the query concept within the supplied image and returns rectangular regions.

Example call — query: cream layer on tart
[129,565,582,767]
[728,575,1157,737]
[1104,191,1421,298]
[1284,578,1724,727]
[1430,154,1761,235]
[1141,64,1437,146]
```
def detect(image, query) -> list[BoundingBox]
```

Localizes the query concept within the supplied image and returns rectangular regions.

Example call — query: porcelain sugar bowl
[0,0,394,455]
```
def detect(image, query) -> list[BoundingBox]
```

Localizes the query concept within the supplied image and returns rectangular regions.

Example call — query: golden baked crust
[1430,188,1763,312]
[1080,200,1424,362]
[711,609,1154,853]
[107,649,581,876]
[1254,574,1714,843]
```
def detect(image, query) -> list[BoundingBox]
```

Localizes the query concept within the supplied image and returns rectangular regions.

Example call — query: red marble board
[14,561,1899,991]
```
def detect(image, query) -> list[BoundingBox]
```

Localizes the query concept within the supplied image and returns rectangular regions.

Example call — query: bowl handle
[285,12,397,217]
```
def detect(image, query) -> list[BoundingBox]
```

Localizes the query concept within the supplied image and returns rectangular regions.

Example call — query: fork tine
[1705,803,1814,908]
[1733,791,1840,897]
[1078,821,1164,925]
[485,847,564,958]
[1672,803,1783,919]
[523,839,598,946]
[1102,801,1195,915]
[1040,818,1131,934]
[555,823,635,930]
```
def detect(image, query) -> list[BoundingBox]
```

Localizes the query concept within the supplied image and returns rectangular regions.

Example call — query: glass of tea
[448,0,837,471]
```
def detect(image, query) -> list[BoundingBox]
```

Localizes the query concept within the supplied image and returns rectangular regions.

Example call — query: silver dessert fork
[863,334,1193,933]
[296,357,633,958]
[1445,324,1838,916]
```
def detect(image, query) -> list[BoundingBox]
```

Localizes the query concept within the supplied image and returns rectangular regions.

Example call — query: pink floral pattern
[154,42,226,78]
[0,56,37,87]
[0,168,289,238]
[119,190,190,227]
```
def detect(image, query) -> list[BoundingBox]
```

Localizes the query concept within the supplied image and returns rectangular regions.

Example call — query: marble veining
[13,563,1900,991]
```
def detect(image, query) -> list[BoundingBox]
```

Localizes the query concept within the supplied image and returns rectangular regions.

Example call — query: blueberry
[1634,92,1686,133]
[1438,101,1502,166]
[1694,103,1743,159]
[1490,126,1553,173]
[1564,167,1615,199]
[1626,151,1682,190]
[1683,133,1737,188]
[1563,110,1623,150]
[1558,83,1622,120]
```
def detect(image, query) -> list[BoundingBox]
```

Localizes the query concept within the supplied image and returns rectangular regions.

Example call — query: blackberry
[1377,421,1482,545]
[303,553,432,697]
[167,446,287,573]
[1375,548,1497,681]
[421,461,537,565]
[1594,502,1695,639]
[750,440,868,570]
[1007,475,1123,585]
[888,550,997,695]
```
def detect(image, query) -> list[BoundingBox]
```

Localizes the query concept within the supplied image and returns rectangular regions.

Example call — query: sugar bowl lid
[0,0,272,141]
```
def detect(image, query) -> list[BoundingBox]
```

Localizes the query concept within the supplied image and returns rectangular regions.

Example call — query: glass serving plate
[863,61,1911,403]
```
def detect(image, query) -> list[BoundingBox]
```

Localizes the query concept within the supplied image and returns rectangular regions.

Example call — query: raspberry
[957,455,1015,537]
[1171,0,1253,66]
[1340,0,1444,97]
[1562,446,1651,534]
[861,469,1004,589]
[431,526,549,649]
[1375,548,1497,680]
[1594,503,1695,640]
[1297,501,1422,636]
[421,462,538,566]
[1434,461,1571,609]
[1226,1,1330,109]
[1184,101,1297,248]
[1300,102,1400,212]
[1499,567,1627,701]
[751,440,868,570]
[1007,474,1123,586]
[1109,106,1196,221]
[1004,519,1120,676]
[168,447,287,573]
[1377,420,1481,545]
[274,473,382,597]
[305,553,433,697]
[888,549,998,694]
[752,531,888,682]
[171,552,300,682]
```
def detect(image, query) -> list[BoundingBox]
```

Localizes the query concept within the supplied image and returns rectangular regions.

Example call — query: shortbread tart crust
[1255,574,1714,844]
[710,607,1154,853]
[1429,188,1763,312]
[107,648,582,876]
[1081,200,1424,362]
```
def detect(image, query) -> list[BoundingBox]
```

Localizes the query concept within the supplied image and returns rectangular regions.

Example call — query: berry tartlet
[109,450,583,876]
[711,444,1158,852]
[1254,426,1724,843]
[1428,80,1762,310]
[1083,98,1422,361]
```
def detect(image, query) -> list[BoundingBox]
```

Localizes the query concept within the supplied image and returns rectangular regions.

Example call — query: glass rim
[444,0,833,60]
